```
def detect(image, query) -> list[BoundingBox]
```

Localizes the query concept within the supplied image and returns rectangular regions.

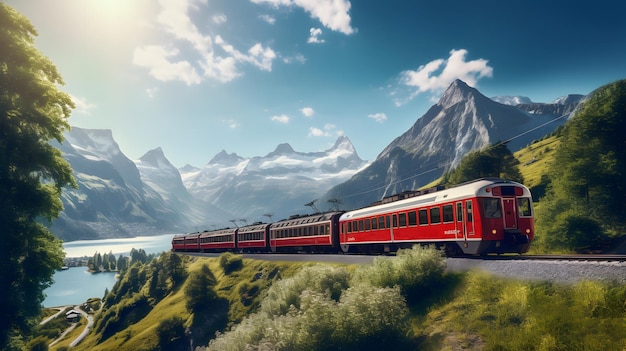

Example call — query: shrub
[156,316,187,351]
[219,252,244,274]
[260,265,350,317]
[352,245,446,303]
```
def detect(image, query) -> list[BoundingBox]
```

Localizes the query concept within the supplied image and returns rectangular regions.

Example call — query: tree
[0,3,76,348]
[536,79,626,251]
[444,143,524,185]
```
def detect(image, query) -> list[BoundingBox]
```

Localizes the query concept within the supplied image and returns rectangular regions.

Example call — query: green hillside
[36,248,626,351]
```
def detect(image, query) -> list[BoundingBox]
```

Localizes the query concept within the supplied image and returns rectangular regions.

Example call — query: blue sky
[6,0,626,167]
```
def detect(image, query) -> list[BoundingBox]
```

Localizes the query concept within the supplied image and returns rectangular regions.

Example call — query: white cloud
[134,0,278,84]
[309,126,324,136]
[259,14,276,24]
[212,14,227,24]
[283,53,306,64]
[308,27,325,43]
[70,95,96,115]
[271,114,290,123]
[146,87,159,98]
[251,0,355,35]
[394,49,493,105]
[225,119,240,128]
[133,45,202,85]
[368,113,387,123]
[308,123,343,137]
[300,107,314,117]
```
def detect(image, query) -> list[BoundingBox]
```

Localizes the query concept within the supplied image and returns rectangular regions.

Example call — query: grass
[67,254,320,351]
[416,272,626,351]
[514,135,559,189]
[40,247,626,351]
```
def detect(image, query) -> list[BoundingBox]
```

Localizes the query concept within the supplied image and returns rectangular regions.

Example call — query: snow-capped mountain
[319,79,583,211]
[135,147,232,227]
[491,95,534,105]
[51,127,223,240]
[181,135,368,222]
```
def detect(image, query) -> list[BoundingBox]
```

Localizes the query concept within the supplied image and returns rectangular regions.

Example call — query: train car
[183,232,201,252]
[338,178,534,255]
[171,234,186,252]
[199,227,237,252]
[237,222,271,252]
[269,212,343,253]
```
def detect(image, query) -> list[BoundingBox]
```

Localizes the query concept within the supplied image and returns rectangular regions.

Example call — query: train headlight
[492,229,497,235]
[526,228,531,234]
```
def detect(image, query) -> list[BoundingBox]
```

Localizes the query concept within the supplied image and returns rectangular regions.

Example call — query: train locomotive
[172,178,534,256]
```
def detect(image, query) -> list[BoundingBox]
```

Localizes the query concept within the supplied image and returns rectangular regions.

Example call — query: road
[42,305,94,348]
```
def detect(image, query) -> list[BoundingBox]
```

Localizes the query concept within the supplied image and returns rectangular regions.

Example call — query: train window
[518,198,532,217]
[378,216,385,229]
[430,207,441,224]
[365,219,371,231]
[371,218,378,230]
[483,198,502,218]
[456,203,463,221]
[359,220,364,231]
[386,216,391,229]
[392,214,398,228]
[398,213,407,227]
[419,209,428,225]
[408,211,417,226]
[443,205,454,223]
[466,201,473,222]
[321,225,326,235]
[347,222,352,233]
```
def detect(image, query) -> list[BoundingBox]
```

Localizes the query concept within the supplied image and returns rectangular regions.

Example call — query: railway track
[461,254,626,262]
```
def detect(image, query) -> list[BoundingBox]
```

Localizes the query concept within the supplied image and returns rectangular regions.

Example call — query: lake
[43,234,177,307]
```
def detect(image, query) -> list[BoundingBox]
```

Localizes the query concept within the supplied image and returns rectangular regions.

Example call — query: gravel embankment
[446,258,626,284]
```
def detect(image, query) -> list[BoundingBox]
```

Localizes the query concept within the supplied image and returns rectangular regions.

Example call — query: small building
[65,310,81,323]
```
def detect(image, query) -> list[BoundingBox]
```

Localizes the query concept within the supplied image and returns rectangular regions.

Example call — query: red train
[172,178,534,256]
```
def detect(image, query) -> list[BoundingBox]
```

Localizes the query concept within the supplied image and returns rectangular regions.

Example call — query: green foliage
[185,264,219,311]
[444,143,524,185]
[419,273,626,350]
[260,265,351,317]
[0,4,76,347]
[209,283,410,351]
[536,79,626,251]
[352,245,447,304]
[156,316,188,351]
[185,265,229,347]
[24,336,48,351]
[95,252,188,343]
[208,246,448,350]
[219,252,244,274]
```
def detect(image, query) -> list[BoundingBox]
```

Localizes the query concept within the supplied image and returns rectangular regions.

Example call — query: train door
[465,200,475,236]
[270,229,277,253]
[502,198,517,229]
[455,202,466,240]
[390,214,396,242]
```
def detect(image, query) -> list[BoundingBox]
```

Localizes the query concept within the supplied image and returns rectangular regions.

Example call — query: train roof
[270,211,343,228]
[199,227,237,237]
[237,222,270,233]
[341,178,530,220]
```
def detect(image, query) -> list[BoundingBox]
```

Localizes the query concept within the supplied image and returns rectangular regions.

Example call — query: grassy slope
[63,256,321,351]
[44,249,626,351]
[513,135,559,189]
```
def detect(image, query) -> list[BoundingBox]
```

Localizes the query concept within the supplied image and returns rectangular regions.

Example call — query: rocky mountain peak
[267,143,296,157]
[138,147,170,167]
[209,150,243,165]
[438,79,479,108]
[330,135,355,152]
